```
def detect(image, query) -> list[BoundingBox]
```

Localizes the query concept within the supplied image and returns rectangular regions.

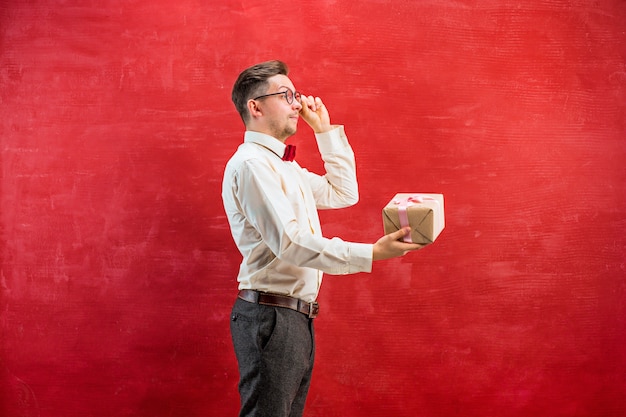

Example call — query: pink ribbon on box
[393,194,438,243]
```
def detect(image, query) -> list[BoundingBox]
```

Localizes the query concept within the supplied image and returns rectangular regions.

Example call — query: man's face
[256,74,302,141]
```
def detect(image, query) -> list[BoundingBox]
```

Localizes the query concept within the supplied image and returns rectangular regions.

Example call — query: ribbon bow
[282,144,296,162]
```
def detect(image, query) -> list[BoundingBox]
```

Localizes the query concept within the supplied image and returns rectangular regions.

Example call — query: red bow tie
[282,144,296,161]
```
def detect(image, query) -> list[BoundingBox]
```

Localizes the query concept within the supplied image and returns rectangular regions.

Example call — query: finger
[299,99,309,115]
[405,243,425,251]
[305,95,317,111]
[403,244,424,254]
[397,242,424,256]
[299,96,313,116]
[390,227,411,240]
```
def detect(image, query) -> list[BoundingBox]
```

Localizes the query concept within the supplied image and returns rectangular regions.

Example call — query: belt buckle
[308,301,319,319]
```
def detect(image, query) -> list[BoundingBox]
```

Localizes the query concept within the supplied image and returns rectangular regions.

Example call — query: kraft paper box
[382,193,445,244]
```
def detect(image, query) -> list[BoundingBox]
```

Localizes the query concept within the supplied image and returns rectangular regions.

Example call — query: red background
[1,1,625,416]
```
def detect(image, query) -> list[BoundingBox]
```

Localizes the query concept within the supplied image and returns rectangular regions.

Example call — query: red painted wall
[1,1,625,416]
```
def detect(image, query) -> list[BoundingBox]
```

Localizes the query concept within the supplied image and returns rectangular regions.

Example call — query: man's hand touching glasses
[299,95,332,134]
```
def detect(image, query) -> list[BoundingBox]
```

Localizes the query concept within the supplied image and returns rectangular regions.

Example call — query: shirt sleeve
[305,125,360,209]
[233,157,373,275]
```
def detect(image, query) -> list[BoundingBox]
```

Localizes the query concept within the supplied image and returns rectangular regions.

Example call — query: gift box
[382,193,445,244]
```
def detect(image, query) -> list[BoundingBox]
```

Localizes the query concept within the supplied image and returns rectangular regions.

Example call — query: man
[222,60,423,417]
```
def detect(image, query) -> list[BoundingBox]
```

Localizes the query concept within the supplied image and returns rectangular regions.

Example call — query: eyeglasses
[253,88,302,105]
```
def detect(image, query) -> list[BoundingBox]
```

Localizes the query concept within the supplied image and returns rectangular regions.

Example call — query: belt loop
[308,301,319,319]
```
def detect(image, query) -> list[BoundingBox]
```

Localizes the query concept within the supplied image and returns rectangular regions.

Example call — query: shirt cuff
[348,242,373,273]
[315,125,348,154]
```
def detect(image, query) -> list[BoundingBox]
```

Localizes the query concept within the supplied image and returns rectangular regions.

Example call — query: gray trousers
[230,297,316,417]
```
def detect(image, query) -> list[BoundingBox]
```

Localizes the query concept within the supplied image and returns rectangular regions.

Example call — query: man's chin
[284,127,297,138]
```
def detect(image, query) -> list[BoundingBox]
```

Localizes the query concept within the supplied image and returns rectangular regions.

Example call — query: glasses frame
[253,88,301,105]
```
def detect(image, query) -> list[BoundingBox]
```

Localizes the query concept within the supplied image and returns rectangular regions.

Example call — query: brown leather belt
[238,289,319,319]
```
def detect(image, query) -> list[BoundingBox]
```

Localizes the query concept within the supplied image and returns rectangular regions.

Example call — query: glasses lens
[294,91,301,103]
[284,89,293,104]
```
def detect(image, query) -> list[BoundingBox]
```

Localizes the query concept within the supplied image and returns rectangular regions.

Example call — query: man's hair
[231,60,289,124]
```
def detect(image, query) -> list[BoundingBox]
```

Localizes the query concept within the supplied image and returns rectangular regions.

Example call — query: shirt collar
[244,131,286,159]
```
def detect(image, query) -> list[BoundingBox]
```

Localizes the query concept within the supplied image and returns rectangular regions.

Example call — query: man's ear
[247,99,262,119]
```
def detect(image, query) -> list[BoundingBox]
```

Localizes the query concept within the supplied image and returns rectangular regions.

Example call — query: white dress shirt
[222,125,373,302]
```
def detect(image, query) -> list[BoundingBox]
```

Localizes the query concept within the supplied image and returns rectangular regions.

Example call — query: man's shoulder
[227,142,264,165]
[225,143,279,176]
